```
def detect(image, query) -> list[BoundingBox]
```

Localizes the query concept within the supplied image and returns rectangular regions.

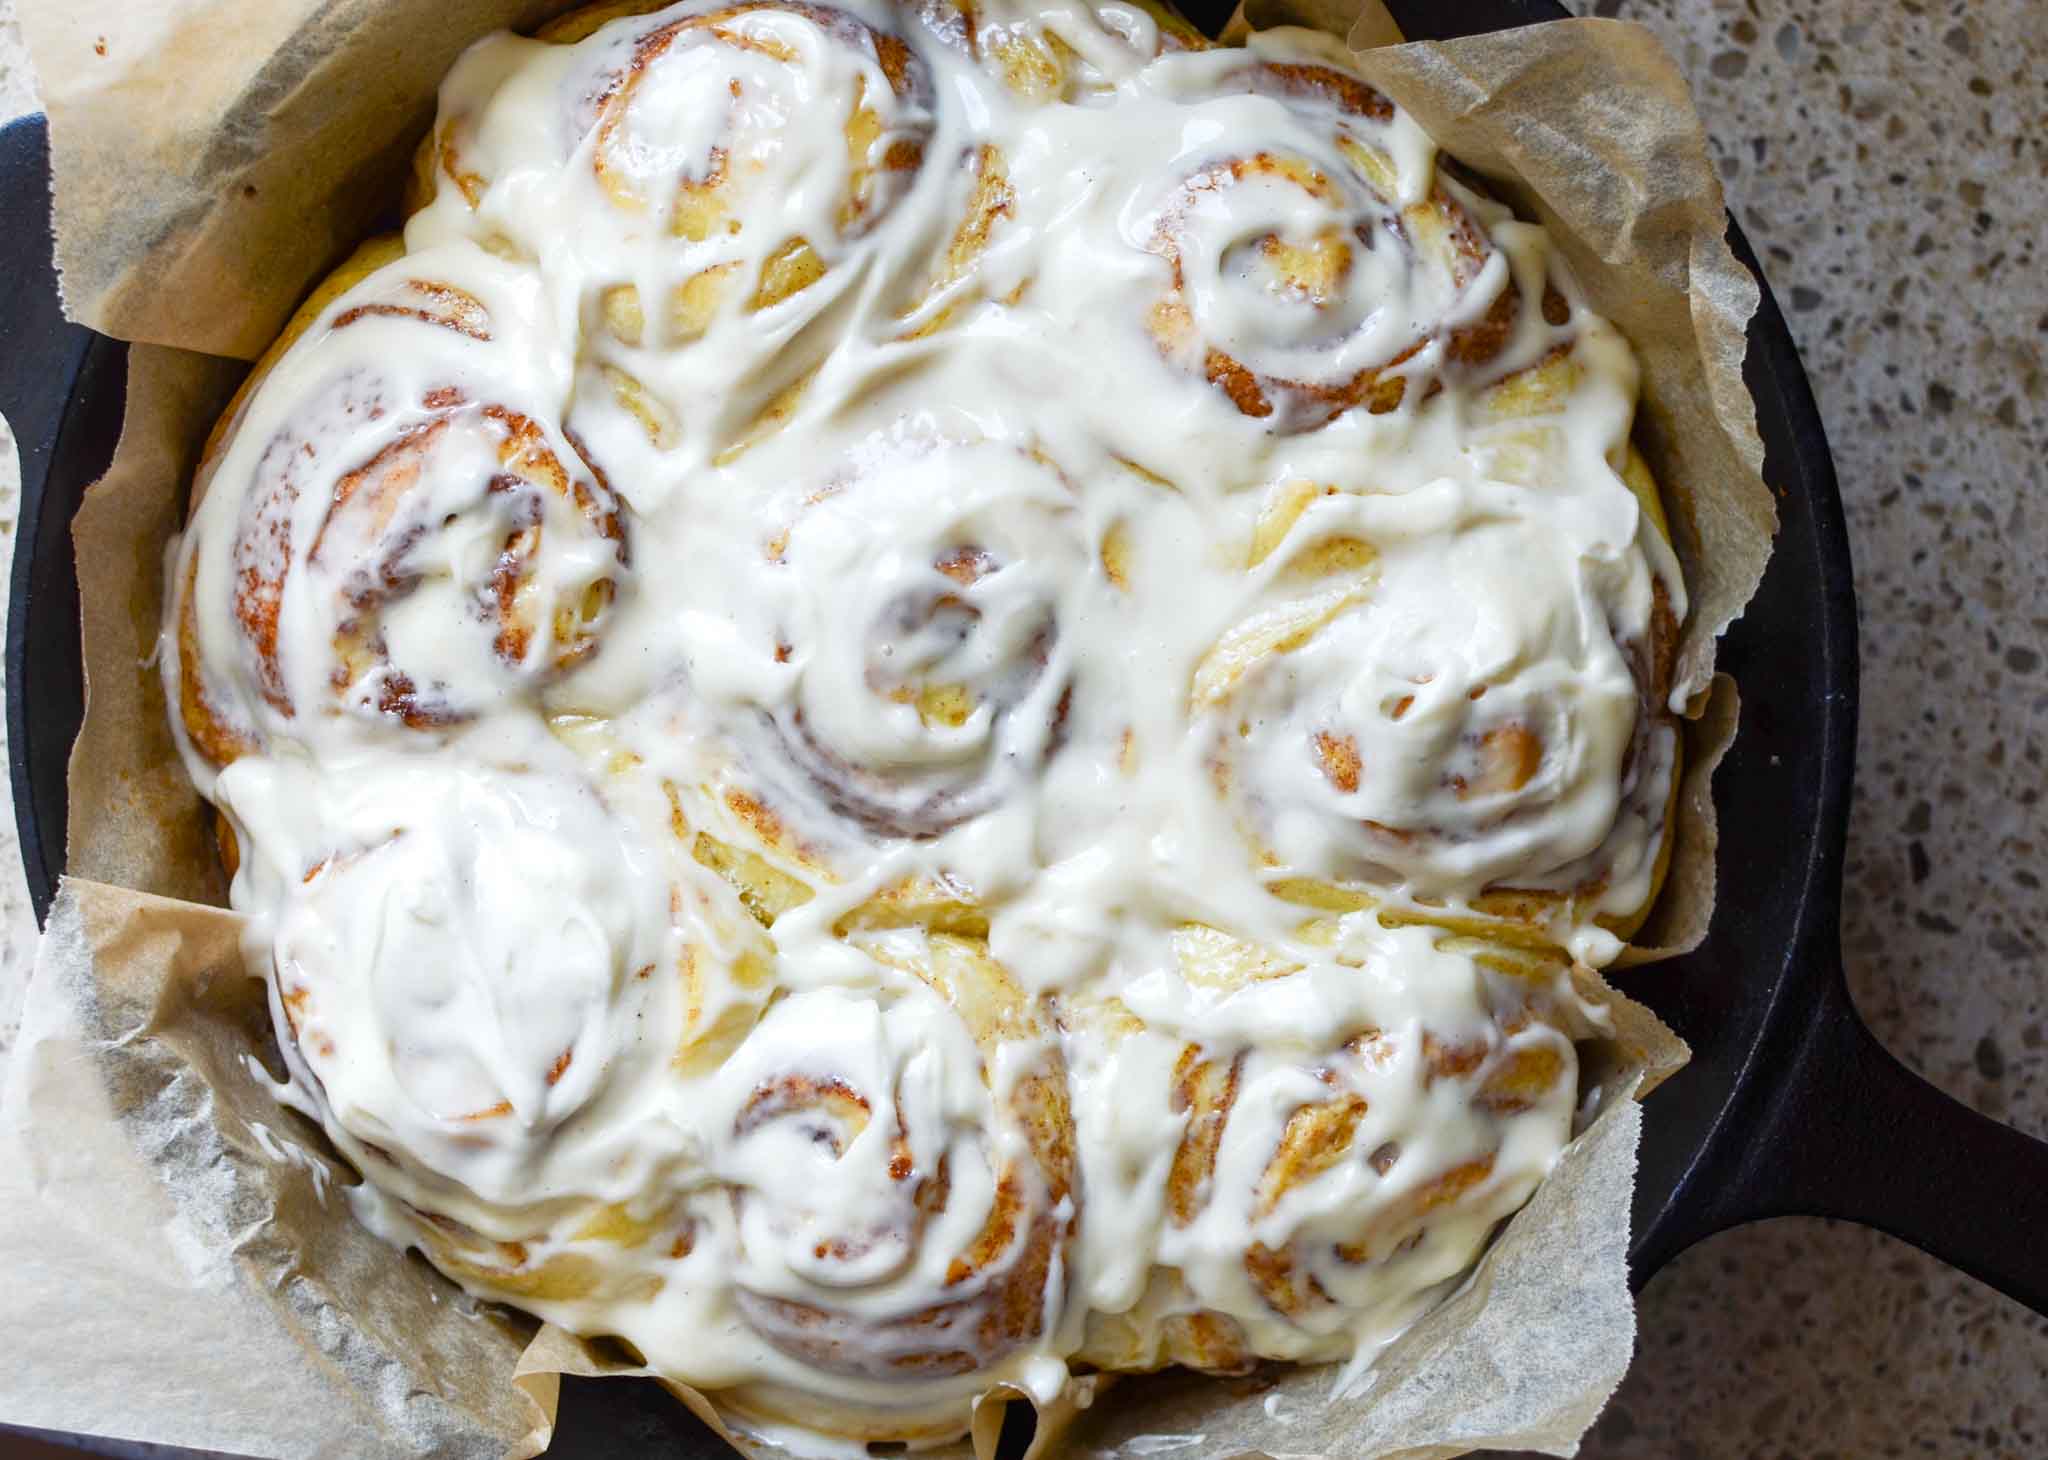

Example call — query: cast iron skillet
[6,0,2048,1452]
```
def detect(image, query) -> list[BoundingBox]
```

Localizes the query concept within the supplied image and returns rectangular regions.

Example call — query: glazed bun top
[164,0,1686,1450]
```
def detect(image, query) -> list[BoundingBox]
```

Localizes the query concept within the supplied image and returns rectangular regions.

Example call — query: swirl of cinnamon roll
[1201,480,1648,899]
[219,745,806,1318]
[1193,339,1685,943]
[413,0,938,466]
[712,437,1083,853]
[1135,33,1561,433]
[427,1,932,259]
[169,244,628,770]
[217,755,672,1215]
[701,931,1075,1437]
[1068,925,1581,1371]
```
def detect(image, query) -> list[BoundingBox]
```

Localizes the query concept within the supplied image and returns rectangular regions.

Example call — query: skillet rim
[0,0,1858,1448]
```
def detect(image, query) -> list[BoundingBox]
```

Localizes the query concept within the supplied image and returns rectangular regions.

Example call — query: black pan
[5,0,2047,1452]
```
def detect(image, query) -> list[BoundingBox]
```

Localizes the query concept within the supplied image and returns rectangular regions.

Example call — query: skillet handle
[1695,968,2048,1316]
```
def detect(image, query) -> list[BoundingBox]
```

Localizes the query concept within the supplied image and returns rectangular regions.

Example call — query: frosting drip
[164,0,1688,1450]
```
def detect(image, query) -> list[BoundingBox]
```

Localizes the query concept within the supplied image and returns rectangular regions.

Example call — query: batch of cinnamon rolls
[163,0,1688,1449]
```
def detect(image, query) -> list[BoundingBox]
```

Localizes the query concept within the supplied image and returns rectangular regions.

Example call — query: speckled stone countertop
[1,1,2044,1456]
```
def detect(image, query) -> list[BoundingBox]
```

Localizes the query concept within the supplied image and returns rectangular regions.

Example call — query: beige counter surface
[1,1,2044,1455]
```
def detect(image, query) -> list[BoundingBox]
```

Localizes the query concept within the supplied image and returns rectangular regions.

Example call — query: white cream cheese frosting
[162,0,1687,1449]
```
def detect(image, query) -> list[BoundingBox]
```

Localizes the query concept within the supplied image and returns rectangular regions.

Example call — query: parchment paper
[3,0,1774,1454]
[0,879,554,1458]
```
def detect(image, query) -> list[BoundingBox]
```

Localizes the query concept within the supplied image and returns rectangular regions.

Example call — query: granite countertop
[1,1,2044,1456]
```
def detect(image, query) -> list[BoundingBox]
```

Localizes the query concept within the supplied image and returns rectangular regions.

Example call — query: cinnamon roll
[169,242,628,772]
[410,0,937,471]
[164,1,1698,1451]
[216,753,678,1248]
[702,932,1076,1438]
[1197,339,1685,955]
[701,434,1084,863]
[1068,927,1584,1373]
[1136,36,1548,432]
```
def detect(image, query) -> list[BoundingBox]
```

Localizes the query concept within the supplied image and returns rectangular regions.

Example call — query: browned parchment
[0,0,1773,1454]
